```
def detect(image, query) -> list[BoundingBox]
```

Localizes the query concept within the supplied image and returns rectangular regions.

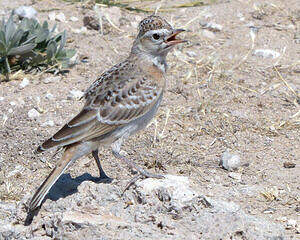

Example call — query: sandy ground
[0,0,299,239]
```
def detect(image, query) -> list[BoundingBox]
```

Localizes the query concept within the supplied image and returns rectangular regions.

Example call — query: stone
[43,76,61,84]
[186,51,197,58]
[253,49,280,59]
[70,16,79,22]
[19,78,29,89]
[56,12,66,22]
[68,90,84,100]
[28,108,40,119]
[14,6,37,19]
[228,172,242,181]
[202,29,215,39]
[45,93,54,100]
[41,120,55,127]
[220,151,241,171]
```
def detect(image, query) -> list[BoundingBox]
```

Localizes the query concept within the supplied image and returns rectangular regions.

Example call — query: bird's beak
[165,29,187,46]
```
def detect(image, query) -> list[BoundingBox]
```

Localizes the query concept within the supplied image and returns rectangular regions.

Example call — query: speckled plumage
[30,15,185,211]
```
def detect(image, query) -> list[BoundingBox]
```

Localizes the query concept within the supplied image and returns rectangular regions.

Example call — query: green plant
[0,15,76,81]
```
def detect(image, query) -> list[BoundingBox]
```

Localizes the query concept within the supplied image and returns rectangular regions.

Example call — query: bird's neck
[130,44,167,73]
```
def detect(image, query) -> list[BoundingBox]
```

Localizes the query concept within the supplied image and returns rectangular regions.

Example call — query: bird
[29,15,186,211]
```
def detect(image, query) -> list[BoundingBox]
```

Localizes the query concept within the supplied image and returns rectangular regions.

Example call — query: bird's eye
[152,33,160,40]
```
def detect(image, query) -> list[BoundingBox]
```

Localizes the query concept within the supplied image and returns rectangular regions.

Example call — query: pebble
[200,21,223,32]
[41,120,55,127]
[68,90,84,100]
[28,108,40,119]
[186,51,197,58]
[43,76,61,84]
[0,97,4,101]
[228,172,242,181]
[56,12,66,22]
[286,219,297,229]
[9,101,16,106]
[14,6,37,19]
[72,27,88,34]
[19,78,29,89]
[70,16,79,22]
[253,49,280,59]
[49,12,66,22]
[220,151,241,171]
[202,29,215,39]
[45,93,54,100]
[7,165,24,178]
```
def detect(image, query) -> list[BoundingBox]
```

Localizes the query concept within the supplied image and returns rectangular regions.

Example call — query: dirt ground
[0,0,299,239]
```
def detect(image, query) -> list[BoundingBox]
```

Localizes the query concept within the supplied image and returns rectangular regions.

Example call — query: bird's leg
[92,150,110,179]
[111,137,164,190]
[112,149,163,179]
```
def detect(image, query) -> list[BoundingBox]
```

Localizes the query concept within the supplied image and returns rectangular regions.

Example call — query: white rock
[43,76,61,84]
[8,108,13,113]
[68,90,84,100]
[202,29,215,39]
[220,151,241,171]
[70,16,79,22]
[205,22,223,32]
[286,219,297,229]
[0,97,4,101]
[228,172,242,181]
[41,120,54,127]
[253,49,280,59]
[28,108,40,119]
[48,12,56,21]
[186,51,197,58]
[56,12,66,22]
[7,165,24,178]
[136,175,197,207]
[19,78,29,89]
[45,93,54,100]
[14,6,37,19]
[72,26,87,34]
[9,101,16,106]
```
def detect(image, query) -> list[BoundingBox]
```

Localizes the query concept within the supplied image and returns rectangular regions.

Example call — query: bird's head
[131,15,186,57]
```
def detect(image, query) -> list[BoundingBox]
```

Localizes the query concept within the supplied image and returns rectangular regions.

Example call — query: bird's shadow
[24,173,112,226]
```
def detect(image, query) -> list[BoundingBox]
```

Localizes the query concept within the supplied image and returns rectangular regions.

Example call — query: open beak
[165,29,186,46]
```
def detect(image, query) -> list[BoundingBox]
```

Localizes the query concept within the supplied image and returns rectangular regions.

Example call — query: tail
[29,144,79,211]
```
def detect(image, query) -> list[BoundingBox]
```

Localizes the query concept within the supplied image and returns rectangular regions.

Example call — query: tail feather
[29,144,78,210]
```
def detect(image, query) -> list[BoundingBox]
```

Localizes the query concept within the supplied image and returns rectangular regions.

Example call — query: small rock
[49,12,66,22]
[56,12,66,22]
[136,175,197,208]
[41,120,54,127]
[7,165,24,178]
[70,16,79,22]
[202,29,215,39]
[19,78,29,89]
[68,90,84,100]
[9,101,16,106]
[286,219,297,229]
[0,97,4,101]
[201,21,223,32]
[45,93,54,100]
[72,26,88,34]
[48,12,56,21]
[220,151,241,171]
[28,108,40,119]
[263,208,276,214]
[283,162,296,168]
[186,51,197,58]
[14,6,37,19]
[228,172,242,181]
[8,108,13,113]
[253,49,280,59]
[43,76,61,84]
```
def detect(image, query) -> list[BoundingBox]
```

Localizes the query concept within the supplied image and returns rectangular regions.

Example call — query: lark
[29,15,186,210]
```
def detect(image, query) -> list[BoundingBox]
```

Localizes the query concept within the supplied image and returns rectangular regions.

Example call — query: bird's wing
[37,59,164,152]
